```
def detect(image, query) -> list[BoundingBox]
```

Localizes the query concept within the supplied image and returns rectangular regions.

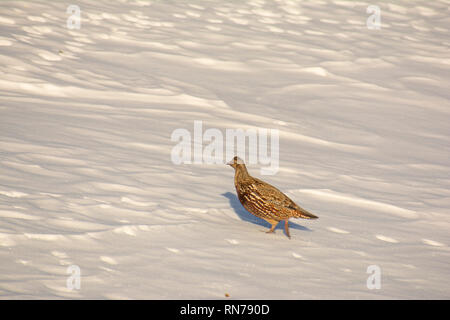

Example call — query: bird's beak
[226,159,234,166]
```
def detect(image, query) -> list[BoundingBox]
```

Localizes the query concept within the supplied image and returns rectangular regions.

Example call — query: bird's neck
[234,165,250,182]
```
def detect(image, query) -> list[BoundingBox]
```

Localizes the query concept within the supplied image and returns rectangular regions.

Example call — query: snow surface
[0,0,449,299]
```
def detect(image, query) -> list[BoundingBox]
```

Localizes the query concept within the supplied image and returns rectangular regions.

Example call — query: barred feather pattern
[233,167,318,222]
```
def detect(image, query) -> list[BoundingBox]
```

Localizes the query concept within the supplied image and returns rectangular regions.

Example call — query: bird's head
[227,156,245,170]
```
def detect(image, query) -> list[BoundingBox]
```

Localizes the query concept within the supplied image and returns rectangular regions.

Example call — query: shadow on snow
[222,192,312,233]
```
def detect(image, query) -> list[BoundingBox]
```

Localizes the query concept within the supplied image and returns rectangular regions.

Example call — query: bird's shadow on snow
[222,192,312,232]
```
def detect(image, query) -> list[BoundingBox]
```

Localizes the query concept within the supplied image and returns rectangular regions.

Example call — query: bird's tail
[296,207,318,219]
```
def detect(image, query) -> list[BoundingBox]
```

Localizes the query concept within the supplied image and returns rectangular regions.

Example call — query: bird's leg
[262,219,279,234]
[284,219,291,239]
[266,223,277,234]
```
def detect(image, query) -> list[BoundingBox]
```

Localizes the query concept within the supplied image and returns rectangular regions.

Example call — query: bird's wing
[249,178,318,219]
[248,178,298,209]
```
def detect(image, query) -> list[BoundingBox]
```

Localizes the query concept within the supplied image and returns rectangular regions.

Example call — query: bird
[227,156,318,239]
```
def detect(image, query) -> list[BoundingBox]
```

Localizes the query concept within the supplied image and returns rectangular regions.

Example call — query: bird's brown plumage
[228,156,318,238]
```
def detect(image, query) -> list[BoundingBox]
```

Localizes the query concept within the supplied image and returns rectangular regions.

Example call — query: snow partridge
[227,156,318,238]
